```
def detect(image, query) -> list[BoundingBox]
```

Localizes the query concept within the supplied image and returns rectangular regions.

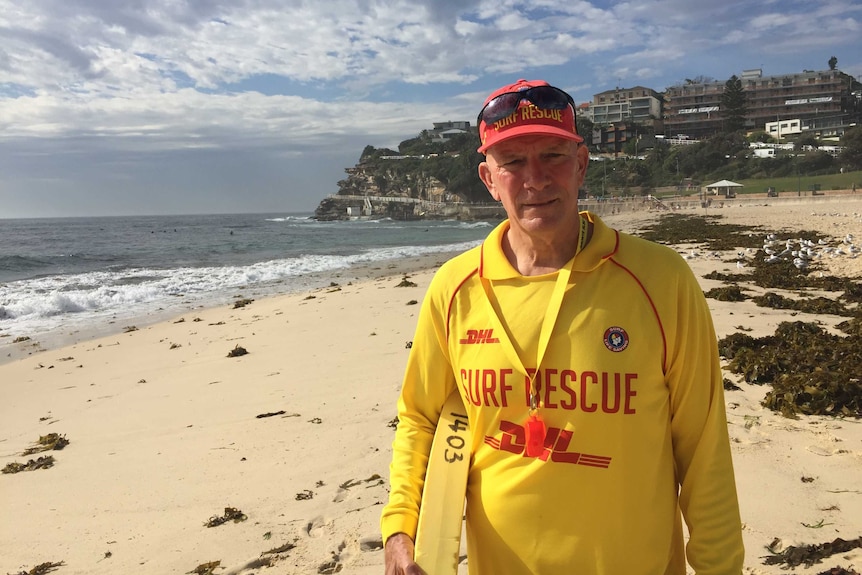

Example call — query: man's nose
[523,157,550,189]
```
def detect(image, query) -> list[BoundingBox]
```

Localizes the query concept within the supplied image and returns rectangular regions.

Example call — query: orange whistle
[525,413,546,458]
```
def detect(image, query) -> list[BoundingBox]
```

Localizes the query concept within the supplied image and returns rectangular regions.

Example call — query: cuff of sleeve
[381,514,418,545]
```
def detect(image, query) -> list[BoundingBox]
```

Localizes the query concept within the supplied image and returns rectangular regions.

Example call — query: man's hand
[384,532,427,575]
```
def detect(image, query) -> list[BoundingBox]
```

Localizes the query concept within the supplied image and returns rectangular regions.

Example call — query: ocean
[0,213,491,357]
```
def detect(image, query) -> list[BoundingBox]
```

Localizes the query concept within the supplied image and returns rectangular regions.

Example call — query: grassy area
[736,170,862,195]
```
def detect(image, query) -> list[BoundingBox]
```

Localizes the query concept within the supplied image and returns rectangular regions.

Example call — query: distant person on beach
[381,79,744,574]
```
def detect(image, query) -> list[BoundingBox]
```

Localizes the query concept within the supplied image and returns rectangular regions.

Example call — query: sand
[2,195,861,575]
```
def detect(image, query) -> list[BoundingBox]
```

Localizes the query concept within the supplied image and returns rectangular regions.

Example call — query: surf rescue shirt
[381,212,744,575]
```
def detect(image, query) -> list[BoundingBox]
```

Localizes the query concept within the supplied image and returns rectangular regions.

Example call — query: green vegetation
[584,126,862,197]
[340,132,488,203]
[343,125,862,202]
[720,75,747,133]
[735,170,862,195]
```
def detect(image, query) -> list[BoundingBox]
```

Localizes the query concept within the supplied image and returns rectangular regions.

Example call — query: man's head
[477,79,583,154]
[477,80,589,248]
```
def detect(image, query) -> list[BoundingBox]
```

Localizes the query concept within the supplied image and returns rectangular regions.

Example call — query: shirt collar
[479,211,619,280]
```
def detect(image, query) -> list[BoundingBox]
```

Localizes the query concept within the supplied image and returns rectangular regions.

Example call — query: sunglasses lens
[481,92,524,125]
[479,86,572,126]
[529,86,570,110]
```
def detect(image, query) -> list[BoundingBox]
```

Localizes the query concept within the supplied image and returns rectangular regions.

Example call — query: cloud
[0,0,860,217]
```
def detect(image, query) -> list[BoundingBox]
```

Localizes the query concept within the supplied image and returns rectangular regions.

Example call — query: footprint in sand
[806,443,851,457]
[729,415,772,448]
[359,536,384,552]
[317,540,352,573]
[305,515,330,538]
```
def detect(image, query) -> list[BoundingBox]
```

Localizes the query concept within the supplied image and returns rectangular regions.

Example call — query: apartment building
[664,68,861,140]
[587,86,663,153]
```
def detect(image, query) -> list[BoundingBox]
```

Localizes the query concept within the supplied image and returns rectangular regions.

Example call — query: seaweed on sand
[642,214,862,418]
[21,433,69,456]
[10,562,65,575]
[2,455,56,474]
[9,561,65,575]
[227,344,248,357]
[719,321,862,418]
[642,214,861,294]
[704,285,749,302]
[638,213,763,251]
[751,292,854,316]
[763,537,862,568]
[204,507,247,527]
[187,560,220,574]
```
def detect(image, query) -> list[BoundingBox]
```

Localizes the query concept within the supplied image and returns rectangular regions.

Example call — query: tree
[359,145,377,162]
[576,116,594,150]
[720,75,747,133]
[747,130,775,144]
[828,56,838,70]
[795,134,820,151]
[684,76,716,85]
[840,126,862,170]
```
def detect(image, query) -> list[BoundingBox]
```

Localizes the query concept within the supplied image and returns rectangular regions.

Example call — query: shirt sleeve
[665,259,745,574]
[380,270,459,543]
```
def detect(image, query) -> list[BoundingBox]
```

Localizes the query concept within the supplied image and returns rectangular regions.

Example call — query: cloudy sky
[1,0,860,218]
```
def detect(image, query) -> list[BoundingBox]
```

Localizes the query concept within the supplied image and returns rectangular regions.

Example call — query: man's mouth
[523,198,557,208]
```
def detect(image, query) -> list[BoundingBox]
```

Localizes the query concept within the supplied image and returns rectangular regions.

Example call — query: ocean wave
[0,240,479,338]
[264,215,313,222]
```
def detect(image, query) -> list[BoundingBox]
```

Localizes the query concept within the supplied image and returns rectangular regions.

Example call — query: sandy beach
[2,196,862,575]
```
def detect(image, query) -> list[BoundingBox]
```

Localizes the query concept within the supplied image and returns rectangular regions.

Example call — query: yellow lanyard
[479,216,589,416]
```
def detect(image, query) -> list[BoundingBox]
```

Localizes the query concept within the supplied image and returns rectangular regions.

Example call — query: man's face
[478,135,588,241]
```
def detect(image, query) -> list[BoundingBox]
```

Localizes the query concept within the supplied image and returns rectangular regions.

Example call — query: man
[381,79,744,574]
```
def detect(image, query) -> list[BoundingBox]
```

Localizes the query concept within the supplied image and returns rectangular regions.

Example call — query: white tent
[705,179,744,197]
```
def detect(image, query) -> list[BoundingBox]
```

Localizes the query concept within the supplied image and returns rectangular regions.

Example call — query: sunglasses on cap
[477,85,575,127]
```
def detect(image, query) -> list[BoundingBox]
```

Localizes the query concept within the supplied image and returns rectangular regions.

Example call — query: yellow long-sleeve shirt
[382,213,744,574]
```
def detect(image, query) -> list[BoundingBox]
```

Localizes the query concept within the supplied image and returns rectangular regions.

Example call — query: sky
[1,0,860,218]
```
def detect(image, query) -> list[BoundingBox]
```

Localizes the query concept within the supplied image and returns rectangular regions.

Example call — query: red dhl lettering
[483,420,612,467]
[460,367,637,414]
[459,329,500,344]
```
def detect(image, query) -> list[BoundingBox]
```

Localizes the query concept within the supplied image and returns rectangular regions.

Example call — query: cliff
[314,131,502,220]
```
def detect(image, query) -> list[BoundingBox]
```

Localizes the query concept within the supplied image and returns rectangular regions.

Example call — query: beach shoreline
[2,197,862,575]
[0,251,462,367]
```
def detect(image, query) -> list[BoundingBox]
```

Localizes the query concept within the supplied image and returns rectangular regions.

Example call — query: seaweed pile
[204,506,247,527]
[21,433,69,456]
[720,321,862,417]
[638,213,762,251]
[639,214,862,418]
[763,537,862,569]
[2,455,56,474]
[10,561,65,575]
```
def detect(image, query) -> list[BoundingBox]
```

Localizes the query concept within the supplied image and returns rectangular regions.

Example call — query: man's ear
[577,143,590,175]
[478,161,500,201]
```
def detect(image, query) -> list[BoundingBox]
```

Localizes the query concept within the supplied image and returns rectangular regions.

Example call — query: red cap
[477,79,583,154]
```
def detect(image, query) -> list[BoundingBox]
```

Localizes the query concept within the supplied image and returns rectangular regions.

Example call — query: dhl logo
[459,329,500,345]
[484,420,612,467]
